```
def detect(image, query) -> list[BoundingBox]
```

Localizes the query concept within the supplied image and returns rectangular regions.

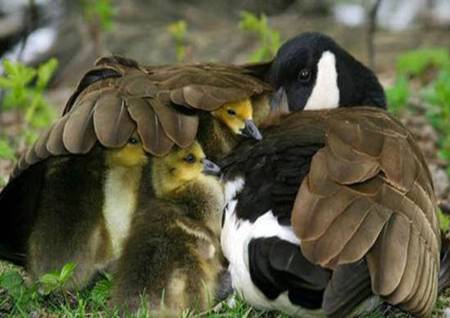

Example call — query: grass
[1,260,449,318]
[0,261,288,318]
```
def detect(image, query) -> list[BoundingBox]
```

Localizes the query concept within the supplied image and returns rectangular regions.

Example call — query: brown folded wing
[291,107,440,316]
[12,57,271,177]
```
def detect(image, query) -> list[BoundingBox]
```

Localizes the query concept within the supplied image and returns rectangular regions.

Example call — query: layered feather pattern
[12,56,271,177]
[291,107,439,316]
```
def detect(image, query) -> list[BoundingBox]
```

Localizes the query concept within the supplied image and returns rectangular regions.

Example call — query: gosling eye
[227,109,237,116]
[298,68,311,83]
[184,153,196,164]
[128,137,140,145]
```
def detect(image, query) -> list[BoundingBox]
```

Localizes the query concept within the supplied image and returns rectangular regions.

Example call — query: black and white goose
[220,33,442,317]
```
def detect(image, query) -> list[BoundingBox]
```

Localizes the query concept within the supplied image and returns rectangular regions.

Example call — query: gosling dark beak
[240,119,263,141]
[202,159,221,176]
[270,87,289,113]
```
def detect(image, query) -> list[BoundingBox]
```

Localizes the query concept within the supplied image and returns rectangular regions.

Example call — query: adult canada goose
[221,108,440,317]
[112,141,225,315]
[220,32,441,317]
[0,55,270,269]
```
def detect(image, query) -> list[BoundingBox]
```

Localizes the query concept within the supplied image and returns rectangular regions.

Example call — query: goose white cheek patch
[304,51,340,110]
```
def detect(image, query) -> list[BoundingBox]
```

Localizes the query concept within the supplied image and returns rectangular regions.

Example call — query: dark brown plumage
[289,108,439,316]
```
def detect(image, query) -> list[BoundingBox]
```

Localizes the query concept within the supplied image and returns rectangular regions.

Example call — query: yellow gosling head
[106,133,148,168]
[152,141,221,198]
[211,98,262,140]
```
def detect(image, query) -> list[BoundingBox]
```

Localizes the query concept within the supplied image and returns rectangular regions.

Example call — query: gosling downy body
[220,32,441,317]
[112,142,226,315]
[27,136,147,287]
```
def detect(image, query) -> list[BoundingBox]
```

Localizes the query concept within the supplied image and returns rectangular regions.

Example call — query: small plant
[239,11,281,62]
[89,273,112,305]
[167,20,188,62]
[0,269,38,314]
[386,75,409,115]
[423,69,450,174]
[81,0,116,32]
[0,58,58,145]
[438,209,450,232]
[396,48,450,78]
[0,138,16,162]
[0,58,57,186]
[387,49,450,178]
[38,262,76,295]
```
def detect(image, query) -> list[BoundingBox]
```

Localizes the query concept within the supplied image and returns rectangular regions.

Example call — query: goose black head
[268,32,386,111]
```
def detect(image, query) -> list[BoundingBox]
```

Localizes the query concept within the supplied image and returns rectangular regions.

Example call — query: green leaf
[24,130,38,145]
[167,20,188,62]
[38,272,60,295]
[2,59,17,76]
[397,48,450,77]
[90,277,112,305]
[0,270,26,299]
[386,75,409,115]
[0,138,16,161]
[59,262,76,284]
[36,58,58,90]
[238,11,281,62]
[0,77,13,88]
[438,209,450,232]
[81,0,116,32]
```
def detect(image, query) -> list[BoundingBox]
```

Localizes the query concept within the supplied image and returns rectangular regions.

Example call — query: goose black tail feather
[323,259,373,318]
[248,236,330,310]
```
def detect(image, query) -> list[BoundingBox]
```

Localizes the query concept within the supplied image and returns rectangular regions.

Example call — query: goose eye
[184,153,196,164]
[227,109,237,116]
[298,69,311,82]
[128,137,139,145]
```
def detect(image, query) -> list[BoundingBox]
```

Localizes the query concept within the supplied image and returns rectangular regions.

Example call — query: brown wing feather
[92,93,136,148]
[291,108,439,316]
[149,93,199,148]
[24,146,40,168]
[170,85,249,111]
[372,213,411,295]
[378,224,419,305]
[34,127,52,160]
[46,114,70,155]
[126,97,173,156]
[11,58,271,179]
[62,93,99,154]
[123,73,157,97]
[300,196,376,267]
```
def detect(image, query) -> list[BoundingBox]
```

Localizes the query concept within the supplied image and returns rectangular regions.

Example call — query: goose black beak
[241,119,263,141]
[202,159,221,176]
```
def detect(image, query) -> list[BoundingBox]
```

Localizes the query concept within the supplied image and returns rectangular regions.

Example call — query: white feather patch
[304,51,340,110]
[221,201,323,317]
[224,177,245,203]
[103,167,139,258]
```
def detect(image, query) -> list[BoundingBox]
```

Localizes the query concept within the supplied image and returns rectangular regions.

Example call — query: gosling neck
[197,114,240,162]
